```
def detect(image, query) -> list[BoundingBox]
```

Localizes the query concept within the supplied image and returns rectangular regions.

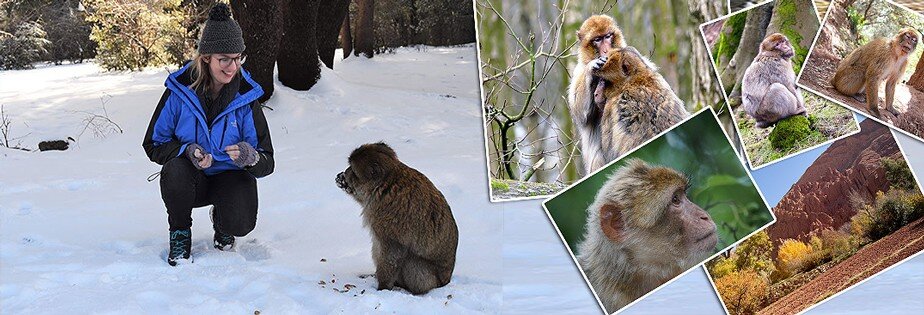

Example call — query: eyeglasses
[213,54,246,67]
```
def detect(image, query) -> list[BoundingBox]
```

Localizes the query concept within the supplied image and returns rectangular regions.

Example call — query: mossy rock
[769,115,811,150]
[490,179,510,191]
[490,179,566,200]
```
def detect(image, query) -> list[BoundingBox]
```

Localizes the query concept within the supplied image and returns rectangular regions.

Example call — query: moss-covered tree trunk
[277,0,320,90]
[766,0,819,75]
[317,0,351,69]
[230,0,283,103]
[721,4,772,104]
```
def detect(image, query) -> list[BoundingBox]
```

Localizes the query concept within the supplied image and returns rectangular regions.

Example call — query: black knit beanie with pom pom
[197,3,245,54]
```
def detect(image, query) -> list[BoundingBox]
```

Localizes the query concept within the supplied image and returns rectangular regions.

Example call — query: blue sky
[752,114,924,207]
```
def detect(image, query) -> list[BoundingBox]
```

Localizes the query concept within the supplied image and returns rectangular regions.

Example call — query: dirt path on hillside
[758,217,924,315]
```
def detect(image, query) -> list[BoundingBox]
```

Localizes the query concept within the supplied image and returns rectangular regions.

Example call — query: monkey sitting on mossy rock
[768,115,816,150]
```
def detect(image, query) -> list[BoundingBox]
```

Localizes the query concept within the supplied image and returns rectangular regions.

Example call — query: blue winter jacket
[143,62,274,177]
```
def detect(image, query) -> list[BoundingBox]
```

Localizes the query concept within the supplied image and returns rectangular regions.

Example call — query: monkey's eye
[671,193,682,205]
[604,33,613,40]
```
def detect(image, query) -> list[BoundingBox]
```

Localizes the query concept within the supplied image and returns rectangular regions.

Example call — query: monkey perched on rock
[742,33,807,128]
[832,28,919,117]
[335,142,458,295]
[591,46,689,161]
[577,159,717,313]
[568,15,627,174]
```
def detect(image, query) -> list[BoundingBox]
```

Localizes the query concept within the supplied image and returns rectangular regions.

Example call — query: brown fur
[592,47,690,161]
[831,28,919,117]
[742,33,807,128]
[335,142,459,295]
[568,15,627,174]
[577,159,717,313]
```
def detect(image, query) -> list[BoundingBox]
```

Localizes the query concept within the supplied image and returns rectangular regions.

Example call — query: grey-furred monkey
[577,159,717,313]
[335,142,458,295]
[592,46,689,161]
[568,15,627,175]
[742,33,807,128]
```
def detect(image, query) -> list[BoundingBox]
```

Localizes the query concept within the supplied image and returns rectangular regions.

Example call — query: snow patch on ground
[0,46,501,314]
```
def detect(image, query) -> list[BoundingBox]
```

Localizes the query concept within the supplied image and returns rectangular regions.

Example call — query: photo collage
[1,0,922,314]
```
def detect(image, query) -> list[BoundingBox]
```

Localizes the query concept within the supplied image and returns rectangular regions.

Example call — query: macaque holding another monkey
[592,46,690,160]
[831,28,919,117]
[335,142,458,295]
[742,33,807,128]
[568,15,627,174]
[577,159,717,312]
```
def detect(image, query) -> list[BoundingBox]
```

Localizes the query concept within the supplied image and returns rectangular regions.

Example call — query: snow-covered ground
[0,46,502,314]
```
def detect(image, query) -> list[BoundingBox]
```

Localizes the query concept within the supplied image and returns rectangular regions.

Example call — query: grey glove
[227,141,260,168]
[186,143,213,170]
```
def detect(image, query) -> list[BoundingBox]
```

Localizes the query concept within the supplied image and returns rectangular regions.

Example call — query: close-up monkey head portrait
[336,142,459,295]
[542,110,774,313]
[576,159,717,312]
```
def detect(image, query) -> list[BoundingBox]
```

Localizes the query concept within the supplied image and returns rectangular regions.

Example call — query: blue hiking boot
[167,229,192,266]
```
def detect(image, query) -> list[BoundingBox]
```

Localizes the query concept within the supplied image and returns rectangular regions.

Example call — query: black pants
[160,157,258,236]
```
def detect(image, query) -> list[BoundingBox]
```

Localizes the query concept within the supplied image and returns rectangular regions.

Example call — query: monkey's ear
[600,203,624,242]
[620,57,632,76]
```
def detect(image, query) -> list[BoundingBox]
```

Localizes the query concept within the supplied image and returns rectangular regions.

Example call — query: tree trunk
[908,56,924,91]
[686,0,725,110]
[277,0,321,91]
[766,0,819,74]
[688,0,742,155]
[230,0,284,103]
[722,4,772,105]
[354,0,374,57]
[340,9,353,59]
[316,0,351,69]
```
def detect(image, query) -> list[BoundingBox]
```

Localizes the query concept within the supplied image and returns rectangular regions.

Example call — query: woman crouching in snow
[142,3,274,266]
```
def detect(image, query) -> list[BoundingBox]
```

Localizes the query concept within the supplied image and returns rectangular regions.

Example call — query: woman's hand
[186,143,213,170]
[225,142,259,168]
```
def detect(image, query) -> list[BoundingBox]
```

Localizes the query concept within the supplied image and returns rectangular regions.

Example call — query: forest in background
[478,0,728,194]
[0,0,474,102]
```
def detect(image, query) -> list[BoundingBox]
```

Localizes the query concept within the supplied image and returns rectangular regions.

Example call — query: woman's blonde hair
[189,53,213,95]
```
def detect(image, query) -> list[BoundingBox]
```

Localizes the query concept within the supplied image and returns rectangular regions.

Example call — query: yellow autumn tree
[777,238,814,273]
[715,270,769,315]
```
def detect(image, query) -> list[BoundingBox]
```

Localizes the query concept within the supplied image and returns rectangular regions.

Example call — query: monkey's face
[898,28,919,54]
[667,188,718,255]
[335,167,356,195]
[761,33,794,59]
[596,160,717,265]
[336,142,400,199]
[578,15,626,60]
